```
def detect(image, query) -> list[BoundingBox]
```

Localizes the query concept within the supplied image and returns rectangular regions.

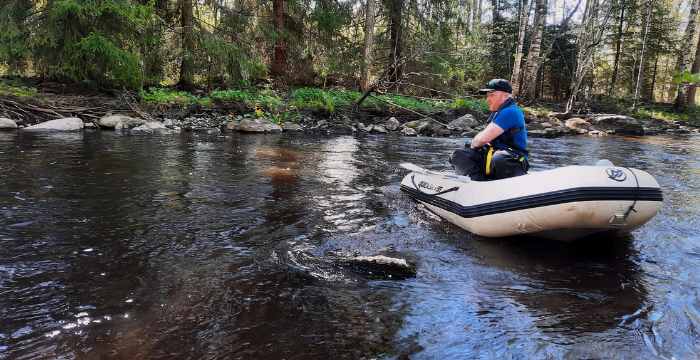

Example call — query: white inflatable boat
[399,162,663,241]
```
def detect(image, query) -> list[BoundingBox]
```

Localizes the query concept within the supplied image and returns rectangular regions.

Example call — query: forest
[2,0,700,113]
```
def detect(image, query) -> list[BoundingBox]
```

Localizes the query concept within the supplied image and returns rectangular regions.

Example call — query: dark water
[1,130,699,359]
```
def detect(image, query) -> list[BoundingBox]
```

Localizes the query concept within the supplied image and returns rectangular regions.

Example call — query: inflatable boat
[399,162,663,241]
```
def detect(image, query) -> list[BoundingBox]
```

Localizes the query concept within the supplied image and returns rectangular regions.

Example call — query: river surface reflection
[1,131,699,359]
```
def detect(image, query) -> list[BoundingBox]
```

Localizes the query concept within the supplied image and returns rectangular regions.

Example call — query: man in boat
[449,78,529,181]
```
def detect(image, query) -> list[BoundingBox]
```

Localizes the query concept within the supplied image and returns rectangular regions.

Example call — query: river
[1,130,699,359]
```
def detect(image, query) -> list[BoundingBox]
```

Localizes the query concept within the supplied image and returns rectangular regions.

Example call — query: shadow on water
[466,234,647,333]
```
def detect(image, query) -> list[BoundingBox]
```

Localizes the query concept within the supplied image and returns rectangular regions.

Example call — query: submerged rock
[335,255,417,280]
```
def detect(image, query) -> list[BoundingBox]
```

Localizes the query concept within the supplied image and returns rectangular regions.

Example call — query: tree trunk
[687,21,700,105]
[361,0,376,91]
[634,0,656,110]
[477,0,483,24]
[567,0,594,112]
[511,0,530,97]
[273,0,288,79]
[650,54,659,101]
[567,0,612,112]
[178,0,195,89]
[519,0,547,102]
[608,5,625,96]
[674,0,700,107]
[387,0,403,85]
[667,56,682,102]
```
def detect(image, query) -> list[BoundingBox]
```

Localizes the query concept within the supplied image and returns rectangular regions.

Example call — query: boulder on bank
[98,115,147,130]
[36,82,66,94]
[528,128,561,137]
[587,115,644,135]
[371,125,388,133]
[448,113,479,131]
[401,127,418,136]
[237,118,282,132]
[401,118,450,136]
[130,121,171,134]
[67,81,100,96]
[565,118,591,130]
[385,117,401,131]
[23,117,84,131]
[282,123,304,132]
[0,118,18,130]
[550,112,573,120]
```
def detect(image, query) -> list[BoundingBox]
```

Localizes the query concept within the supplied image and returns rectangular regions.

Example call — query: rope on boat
[411,175,460,196]
[621,167,640,218]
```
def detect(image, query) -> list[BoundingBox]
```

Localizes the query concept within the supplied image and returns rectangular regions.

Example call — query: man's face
[485,91,509,111]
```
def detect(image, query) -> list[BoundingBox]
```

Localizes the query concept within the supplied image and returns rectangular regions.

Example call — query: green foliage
[291,88,333,111]
[72,32,142,85]
[234,104,303,126]
[672,69,700,84]
[0,2,33,71]
[0,0,158,86]
[453,98,490,112]
[377,95,433,111]
[310,0,353,34]
[325,90,362,106]
[0,84,36,98]
[139,87,211,108]
[211,89,258,102]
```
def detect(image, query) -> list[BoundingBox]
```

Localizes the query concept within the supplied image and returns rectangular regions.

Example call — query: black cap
[478,79,512,95]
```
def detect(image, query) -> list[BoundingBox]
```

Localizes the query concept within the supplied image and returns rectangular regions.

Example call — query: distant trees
[1,0,700,106]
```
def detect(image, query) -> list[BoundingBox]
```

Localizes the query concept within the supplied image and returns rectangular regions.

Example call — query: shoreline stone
[2,103,698,137]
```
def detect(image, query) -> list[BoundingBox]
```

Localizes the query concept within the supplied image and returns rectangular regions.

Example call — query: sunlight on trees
[0,0,699,107]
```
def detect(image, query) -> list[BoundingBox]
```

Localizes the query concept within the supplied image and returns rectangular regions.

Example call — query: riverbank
[1,84,699,136]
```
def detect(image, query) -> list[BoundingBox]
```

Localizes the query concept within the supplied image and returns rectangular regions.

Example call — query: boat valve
[609,214,627,227]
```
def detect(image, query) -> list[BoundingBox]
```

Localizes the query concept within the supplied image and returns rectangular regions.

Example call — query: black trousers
[449,146,529,181]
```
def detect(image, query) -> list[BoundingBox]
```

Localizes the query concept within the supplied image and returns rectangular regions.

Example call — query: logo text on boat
[606,168,627,181]
[418,181,443,192]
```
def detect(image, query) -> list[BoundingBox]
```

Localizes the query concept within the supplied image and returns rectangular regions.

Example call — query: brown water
[1,130,699,359]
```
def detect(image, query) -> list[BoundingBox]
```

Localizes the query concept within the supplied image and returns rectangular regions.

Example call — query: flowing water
[1,130,699,359]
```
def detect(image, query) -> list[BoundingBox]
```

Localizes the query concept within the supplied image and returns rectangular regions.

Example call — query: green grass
[0,84,36,98]
[139,87,211,108]
[138,86,492,121]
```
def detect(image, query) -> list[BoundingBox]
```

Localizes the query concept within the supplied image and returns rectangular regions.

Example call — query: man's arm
[470,122,505,149]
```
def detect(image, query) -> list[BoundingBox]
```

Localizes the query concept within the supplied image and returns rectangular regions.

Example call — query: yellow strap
[485,147,494,175]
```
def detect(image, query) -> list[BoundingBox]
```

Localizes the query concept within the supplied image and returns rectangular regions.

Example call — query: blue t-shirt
[492,104,527,158]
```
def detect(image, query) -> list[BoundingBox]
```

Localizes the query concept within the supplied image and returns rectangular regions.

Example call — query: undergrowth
[136,87,491,124]
[0,84,37,98]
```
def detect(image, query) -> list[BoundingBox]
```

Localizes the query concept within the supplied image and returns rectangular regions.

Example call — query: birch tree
[608,1,628,96]
[566,0,613,112]
[511,0,530,96]
[634,0,656,109]
[674,0,700,107]
[687,22,700,104]
[519,0,547,102]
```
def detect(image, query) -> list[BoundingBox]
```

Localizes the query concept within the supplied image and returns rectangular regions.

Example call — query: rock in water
[337,255,417,280]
